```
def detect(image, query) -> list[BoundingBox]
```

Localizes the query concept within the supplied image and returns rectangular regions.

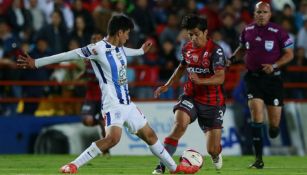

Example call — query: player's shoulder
[182,41,193,51]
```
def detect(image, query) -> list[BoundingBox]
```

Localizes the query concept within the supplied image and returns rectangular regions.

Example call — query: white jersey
[75,40,143,112]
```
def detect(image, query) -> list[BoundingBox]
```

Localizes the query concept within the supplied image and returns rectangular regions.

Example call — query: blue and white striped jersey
[75,40,143,112]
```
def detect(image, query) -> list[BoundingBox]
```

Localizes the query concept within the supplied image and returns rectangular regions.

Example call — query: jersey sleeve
[75,43,98,60]
[239,29,245,46]
[279,27,294,49]
[212,47,226,71]
[122,47,144,56]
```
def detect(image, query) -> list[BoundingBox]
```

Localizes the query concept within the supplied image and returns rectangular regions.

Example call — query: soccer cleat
[60,163,78,174]
[170,164,199,174]
[211,154,223,170]
[152,164,165,174]
[249,159,264,169]
[269,127,280,138]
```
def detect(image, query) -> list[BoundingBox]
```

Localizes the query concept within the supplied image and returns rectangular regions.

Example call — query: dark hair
[181,14,207,31]
[107,15,134,36]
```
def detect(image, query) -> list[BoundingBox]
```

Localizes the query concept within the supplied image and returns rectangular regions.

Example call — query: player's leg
[264,76,283,139]
[136,123,199,174]
[266,106,282,138]
[153,96,196,174]
[248,98,265,169]
[198,104,225,170]
[60,126,122,174]
[206,129,223,170]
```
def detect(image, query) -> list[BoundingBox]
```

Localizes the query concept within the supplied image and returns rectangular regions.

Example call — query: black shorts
[173,95,226,132]
[80,100,102,121]
[244,71,283,106]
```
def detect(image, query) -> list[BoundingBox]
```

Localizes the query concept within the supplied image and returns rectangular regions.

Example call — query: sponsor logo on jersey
[268,27,278,33]
[182,100,194,109]
[187,67,210,74]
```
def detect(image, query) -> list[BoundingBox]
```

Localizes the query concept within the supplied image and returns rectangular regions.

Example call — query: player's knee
[82,116,95,126]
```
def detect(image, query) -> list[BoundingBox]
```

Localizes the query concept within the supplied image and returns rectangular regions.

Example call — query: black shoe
[152,164,165,174]
[269,127,280,138]
[249,159,264,169]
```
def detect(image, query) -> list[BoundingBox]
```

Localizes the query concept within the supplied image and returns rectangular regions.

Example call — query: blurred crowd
[0,0,307,116]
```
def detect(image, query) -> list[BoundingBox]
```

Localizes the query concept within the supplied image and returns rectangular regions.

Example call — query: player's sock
[164,137,178,156]
[149,140,177,172]
[269,126,280,138]
[72,142,102,168]
[251,122,264,160]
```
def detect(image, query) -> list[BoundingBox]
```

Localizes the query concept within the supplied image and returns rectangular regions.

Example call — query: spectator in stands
[6,0,32,36]
[297,18,307,58]
[25,0,45,33]
[159,12,180,46]
[129,0,156,41]
[158,39,179,99]
[72,0,94,33]
[53,0,74,31]
[284,47,307,99]
[0,19,21,116]
[220,12,239,51]
[20,37,52,115]
[294,0,307,30]
[36,10,68,54]
[92,0,112,35]
[230,2,294,169]
[69,15,91,47]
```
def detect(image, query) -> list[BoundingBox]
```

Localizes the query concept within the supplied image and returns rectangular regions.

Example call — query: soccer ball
[180,149,204,168]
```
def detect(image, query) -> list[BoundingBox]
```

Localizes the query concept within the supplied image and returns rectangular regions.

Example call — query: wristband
[272,63,278,69]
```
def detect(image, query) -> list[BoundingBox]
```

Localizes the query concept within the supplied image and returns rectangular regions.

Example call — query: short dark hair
[181,14,207,31]
[107,15,134,36]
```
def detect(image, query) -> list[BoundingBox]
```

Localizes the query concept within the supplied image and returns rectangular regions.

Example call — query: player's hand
[154,85,169,98]
[261,64,274,74]
[141,41,152,54]
[189,73,202,84]
[17,51,36,69]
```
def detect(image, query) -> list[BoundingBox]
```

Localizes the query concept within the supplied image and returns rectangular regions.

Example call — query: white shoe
[211,154,223,170]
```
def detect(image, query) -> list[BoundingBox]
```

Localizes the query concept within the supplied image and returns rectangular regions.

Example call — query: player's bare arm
[154,63,186,98]
[261,47,294,74]
[228,44,245,65]
[189,69,225,85]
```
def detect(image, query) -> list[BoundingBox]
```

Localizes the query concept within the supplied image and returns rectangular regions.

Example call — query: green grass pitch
[0,155,306,175]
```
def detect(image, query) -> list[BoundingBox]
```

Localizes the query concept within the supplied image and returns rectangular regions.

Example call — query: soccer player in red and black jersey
[152,14,226,174]
[80,33,110,155]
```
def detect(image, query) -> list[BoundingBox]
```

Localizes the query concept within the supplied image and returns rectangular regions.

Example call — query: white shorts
[102,102,147,134]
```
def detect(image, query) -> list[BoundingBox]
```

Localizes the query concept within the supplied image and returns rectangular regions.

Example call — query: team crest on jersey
[192,55,198,62]
[265,40,274,51]
[118,66,128,85]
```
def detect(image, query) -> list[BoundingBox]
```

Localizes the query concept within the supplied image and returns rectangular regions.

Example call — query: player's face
[118,29,130,46]
[187,28,208,48]
[254,3,271,26]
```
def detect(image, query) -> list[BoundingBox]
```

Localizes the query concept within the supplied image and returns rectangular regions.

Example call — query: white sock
[149,140,177,171]
[72,142,102,168]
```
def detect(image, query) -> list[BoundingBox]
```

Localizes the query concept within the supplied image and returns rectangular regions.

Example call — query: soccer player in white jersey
[17,15,199,174]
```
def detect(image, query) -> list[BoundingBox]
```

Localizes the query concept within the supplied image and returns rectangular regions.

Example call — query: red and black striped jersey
[85,60,101,101]
[181,39,226,106]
